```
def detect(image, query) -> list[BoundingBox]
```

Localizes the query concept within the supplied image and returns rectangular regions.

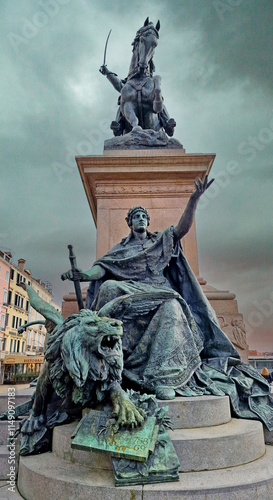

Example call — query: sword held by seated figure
[65,244,84,311]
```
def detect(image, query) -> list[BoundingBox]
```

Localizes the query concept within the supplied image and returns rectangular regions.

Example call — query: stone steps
[0,442,20,480]
[0,390,33,414]
[53,421,113,470]
[17,395,273,499]
[0,445,11,478]
[52,417,265,473]
[0,481,23,500]
[171,418,265,472]
[0,420,23,446]
[18,446,273,500]
[157,395,231,429]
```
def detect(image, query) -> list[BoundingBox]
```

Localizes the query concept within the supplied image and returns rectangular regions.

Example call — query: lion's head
[45,310,124,406]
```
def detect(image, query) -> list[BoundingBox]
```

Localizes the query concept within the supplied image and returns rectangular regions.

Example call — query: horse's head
[129,18,160,76]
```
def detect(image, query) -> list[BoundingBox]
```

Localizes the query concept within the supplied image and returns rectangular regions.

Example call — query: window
[17,341,20,353]
[26,300,29,312]
[3,289,8,304]
[8,290,12,304]
[16,273,21,284]
[19,318,22,327]
[3,338,6,351]
[6,314,9,327]
[12,316,15,329]
[0,314,5,330]
[10,269,14,280]
[21,297,24,308]
[13,340,16,352]
[5,270,9,281]
[22,342,25,353]
[10,339,13,352]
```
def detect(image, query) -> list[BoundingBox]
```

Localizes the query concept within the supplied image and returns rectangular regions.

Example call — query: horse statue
[100,17,176,137]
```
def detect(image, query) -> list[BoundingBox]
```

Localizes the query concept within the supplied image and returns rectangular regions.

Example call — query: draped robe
[86,226,273,430]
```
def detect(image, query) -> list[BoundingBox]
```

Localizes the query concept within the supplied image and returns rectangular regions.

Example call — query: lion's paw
[111,389,146,433]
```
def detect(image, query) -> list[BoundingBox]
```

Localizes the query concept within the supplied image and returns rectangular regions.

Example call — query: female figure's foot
[155,386,175,400]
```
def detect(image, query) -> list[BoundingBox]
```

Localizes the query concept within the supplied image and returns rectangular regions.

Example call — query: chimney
[18,258,26,273]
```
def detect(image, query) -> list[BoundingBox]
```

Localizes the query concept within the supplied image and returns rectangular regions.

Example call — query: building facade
[0,254,60,383]
[0,251,12,378]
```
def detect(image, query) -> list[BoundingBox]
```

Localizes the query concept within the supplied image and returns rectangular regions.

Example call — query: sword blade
[103,29,112,66]
[67,245,84,311]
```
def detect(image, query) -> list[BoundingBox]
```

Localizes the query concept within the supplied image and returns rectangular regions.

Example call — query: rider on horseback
[100,18,176,137]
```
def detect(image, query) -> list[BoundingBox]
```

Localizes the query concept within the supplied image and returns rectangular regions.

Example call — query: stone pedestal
[76,149,215,274]
[62,148,248,361]
[18,396,273,499]
[203,283,248,362]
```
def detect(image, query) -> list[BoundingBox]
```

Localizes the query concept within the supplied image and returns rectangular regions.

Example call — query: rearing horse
[100,18,176,137]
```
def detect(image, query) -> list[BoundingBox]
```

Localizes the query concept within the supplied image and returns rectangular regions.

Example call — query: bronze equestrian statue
[100,17,176,137]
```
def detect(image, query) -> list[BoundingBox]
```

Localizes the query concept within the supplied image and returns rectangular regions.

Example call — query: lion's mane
[45,310,123,406]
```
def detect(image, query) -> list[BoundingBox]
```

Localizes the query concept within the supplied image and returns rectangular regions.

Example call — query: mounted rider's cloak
[86,226,273,430]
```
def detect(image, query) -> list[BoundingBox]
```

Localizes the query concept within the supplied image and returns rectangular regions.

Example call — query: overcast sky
[1,0,272,351]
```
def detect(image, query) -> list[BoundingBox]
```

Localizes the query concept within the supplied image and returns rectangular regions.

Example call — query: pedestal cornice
[76,152,215,226]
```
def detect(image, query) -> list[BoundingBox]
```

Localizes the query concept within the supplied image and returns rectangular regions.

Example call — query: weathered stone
[53,421,113,470]
[169,418,265,472]
[157,395,231,429]
[0,482,23,499]
[18,453,143,500]
[18,445,273,499]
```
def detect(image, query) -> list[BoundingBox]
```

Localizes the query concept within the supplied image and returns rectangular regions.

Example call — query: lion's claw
[110,388,146,432]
